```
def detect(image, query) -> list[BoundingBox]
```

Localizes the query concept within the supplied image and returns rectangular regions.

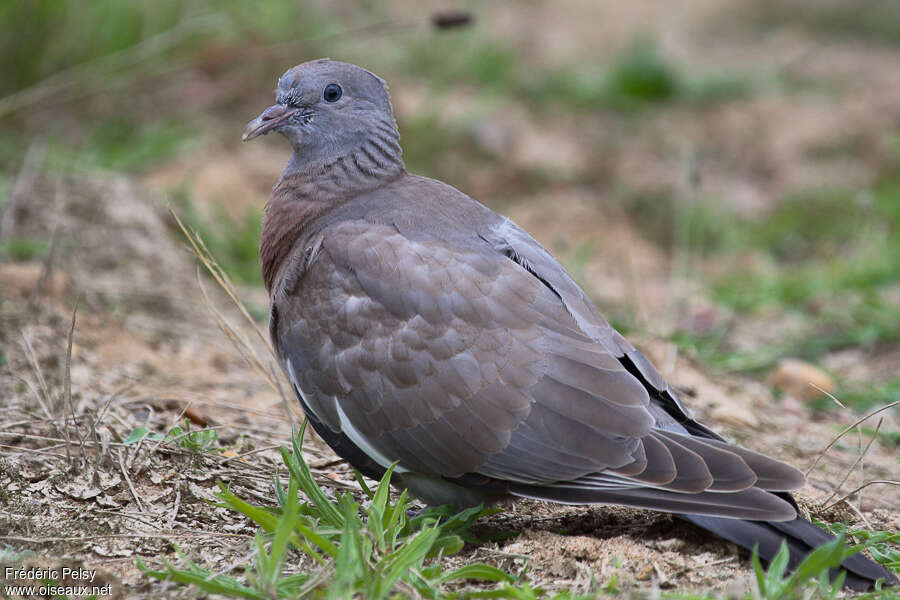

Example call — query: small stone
[771,359,835,402]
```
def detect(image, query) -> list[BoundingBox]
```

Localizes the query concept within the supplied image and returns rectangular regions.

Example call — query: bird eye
[323,83,342,103]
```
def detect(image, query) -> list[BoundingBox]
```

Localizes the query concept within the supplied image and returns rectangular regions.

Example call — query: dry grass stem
[821,480,900,512]
[168,206,272,355]
[117,447,147,514]
[806,400,900,476]
[817,417,883,509]
[170,206,298,428]
[0,16,221,119]
[64,301,89,468]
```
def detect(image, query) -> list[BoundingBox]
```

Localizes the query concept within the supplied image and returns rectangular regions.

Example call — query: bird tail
[681,512,898,592]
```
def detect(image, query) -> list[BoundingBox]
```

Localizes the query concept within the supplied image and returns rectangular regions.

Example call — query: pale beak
[242,104,298,141]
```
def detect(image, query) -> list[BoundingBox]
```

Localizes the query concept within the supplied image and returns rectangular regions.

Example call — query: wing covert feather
[274,219,656,481]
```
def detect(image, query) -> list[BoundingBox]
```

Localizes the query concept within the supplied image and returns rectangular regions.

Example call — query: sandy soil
[2,0,898,597]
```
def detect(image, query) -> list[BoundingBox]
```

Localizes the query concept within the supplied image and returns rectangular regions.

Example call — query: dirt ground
[2,0,899,598]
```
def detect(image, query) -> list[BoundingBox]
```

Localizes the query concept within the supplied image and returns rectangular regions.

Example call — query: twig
[0,531,254,543]
[842,497,872,531]
[817,417,883,508]
[91,383,132,467]
[196,271,278,393]
[820,480,900,512]
[64,300,89,468]
[117,447,146,514]
[0,443,72,457]
[29,225,61,309]
[19,335,54,419]
[812,383,846,409]
[171,207,300,430]
[168,488,182,527]
[20,333,70,464]
[170,207,273,355]
[701,557,736,567]
[805,400,900,476]
[218,444,282,465]
[90,510,164,530]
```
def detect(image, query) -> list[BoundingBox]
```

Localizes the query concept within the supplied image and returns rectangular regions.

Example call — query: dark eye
[323,83,342,102]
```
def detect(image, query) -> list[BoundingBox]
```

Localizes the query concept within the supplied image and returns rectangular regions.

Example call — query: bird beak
[242,104,298,142]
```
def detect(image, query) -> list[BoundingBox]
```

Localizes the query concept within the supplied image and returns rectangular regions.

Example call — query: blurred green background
[2,0,899,419]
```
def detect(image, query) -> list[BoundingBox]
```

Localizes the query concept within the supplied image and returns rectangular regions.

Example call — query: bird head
[242,59,399,169]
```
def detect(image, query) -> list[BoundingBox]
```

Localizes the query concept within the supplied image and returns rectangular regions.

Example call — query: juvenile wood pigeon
[242,59,896,590]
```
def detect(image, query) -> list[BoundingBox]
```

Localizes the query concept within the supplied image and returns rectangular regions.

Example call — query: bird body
[244,59,897,590]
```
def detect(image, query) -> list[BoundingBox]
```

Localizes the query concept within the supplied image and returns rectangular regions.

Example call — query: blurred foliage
[398,112,500,185]
[0,0,333,176]
[403,33,750,112]
[826,379,900,416]
[752,0,900,45]
[0,236,50,261]
[666,176,900,385]
[0,118,201,174]
[172,188,263,287]
[0,2,751,185]
[2,0,898,417]
[0,0,329,97]
[712,180,900,311]
[0,1,185,96]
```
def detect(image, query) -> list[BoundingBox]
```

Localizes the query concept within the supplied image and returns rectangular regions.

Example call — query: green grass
[816,522,900,574]
[751,0,900,45]
[820,378,900,416]
[0,0,334,175]
[139,422,534,599]
[75,117,197,172]
[402,33,750,114]
[660,177,900,377]
[0,0,329,98]
[752,536,853,600]
[0,545,36,564]
[137,423,898,599]
[124,418,221,453]
[0,236,50,261]
[397,112,489,184]
[172,190,264,287]
[524,37,748,111]
[0,119,199,175]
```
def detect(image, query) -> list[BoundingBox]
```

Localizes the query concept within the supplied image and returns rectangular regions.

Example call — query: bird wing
[272,212,802,514]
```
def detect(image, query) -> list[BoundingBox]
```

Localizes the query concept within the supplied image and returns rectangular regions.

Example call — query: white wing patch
[335,402,408,473]
[286,358,408,474]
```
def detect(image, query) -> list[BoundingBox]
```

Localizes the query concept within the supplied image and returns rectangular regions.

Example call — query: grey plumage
[244,59,897,590]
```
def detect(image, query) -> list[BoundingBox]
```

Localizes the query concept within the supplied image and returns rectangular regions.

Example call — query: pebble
[771,359,835,402]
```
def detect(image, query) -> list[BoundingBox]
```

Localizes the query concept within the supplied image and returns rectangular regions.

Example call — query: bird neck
[283,116,406,193]
[260,132,406,292]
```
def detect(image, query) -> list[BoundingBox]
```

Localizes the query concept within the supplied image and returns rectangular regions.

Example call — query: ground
[1,1,898,598]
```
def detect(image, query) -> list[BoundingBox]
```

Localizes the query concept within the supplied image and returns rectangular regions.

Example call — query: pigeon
[242,59,897,591]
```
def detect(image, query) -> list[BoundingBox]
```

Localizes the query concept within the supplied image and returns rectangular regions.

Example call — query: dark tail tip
[682,514,898,592]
